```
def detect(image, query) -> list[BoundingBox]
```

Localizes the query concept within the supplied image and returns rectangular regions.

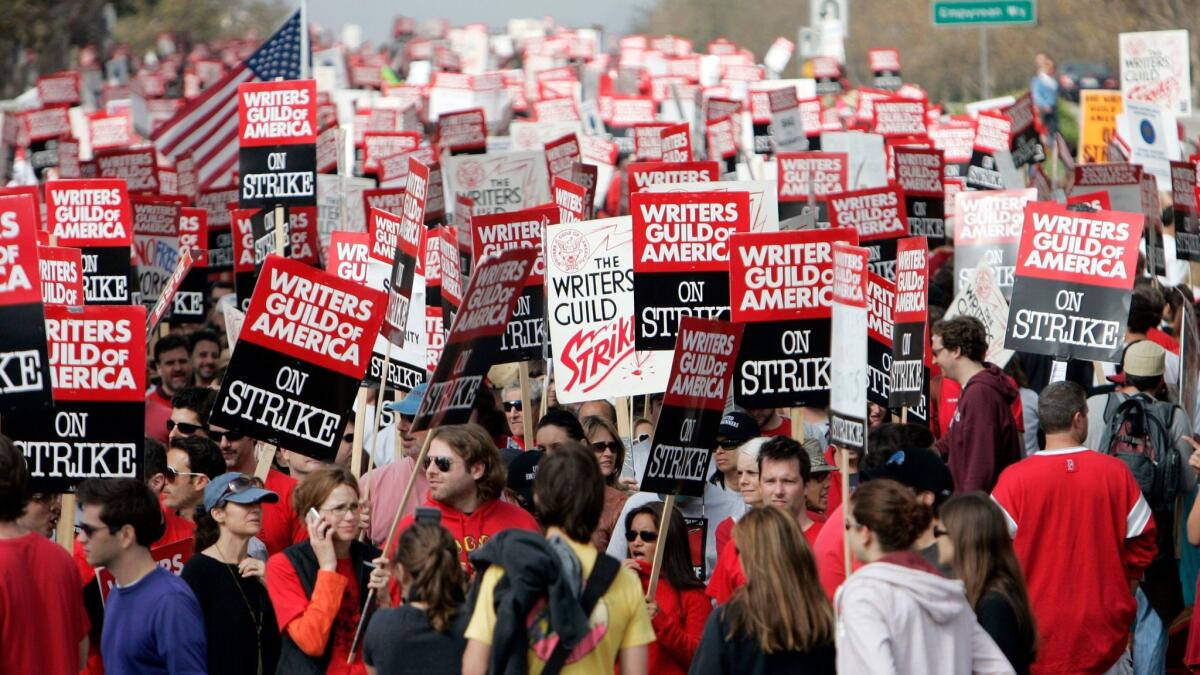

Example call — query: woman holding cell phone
[264,465,392,674]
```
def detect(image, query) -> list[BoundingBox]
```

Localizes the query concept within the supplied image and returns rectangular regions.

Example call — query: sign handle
[348,429,435,663]
[540,360,551,420]
[273,205,285,257]
[617,396,632,447]
[253,443,276,483]
[364,348,394,478]
[790,407,806,443]
[645,493,675,600]
[900,406,908,424]
[350,387,368,479]
[57,493,76,553]
[519,362,535,450]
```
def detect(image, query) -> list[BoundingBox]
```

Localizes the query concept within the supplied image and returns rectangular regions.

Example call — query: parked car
[1058,61,1117,102]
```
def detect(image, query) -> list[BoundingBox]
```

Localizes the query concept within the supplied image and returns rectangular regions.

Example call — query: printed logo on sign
[552,229,589,273]
[1140,119,1155,144]
[457,160,485,190]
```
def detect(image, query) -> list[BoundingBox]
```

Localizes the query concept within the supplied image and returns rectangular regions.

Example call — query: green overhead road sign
[932,0,1037,26]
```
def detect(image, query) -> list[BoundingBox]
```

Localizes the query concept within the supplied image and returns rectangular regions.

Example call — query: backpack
[1099,392,1182,512]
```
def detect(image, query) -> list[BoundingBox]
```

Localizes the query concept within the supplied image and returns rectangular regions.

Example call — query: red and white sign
[146,247,194,333]
[660,123,692,162]
[37,72,82,108]
[327,231,371,284]
[632,191,751,274]
[706,117,738,160]
[627,161,721,195]
[236,80,318,147]
[873,98,926,138]
[363,188,407,218]
[96,148,159,194]
[178,207,208,266]
[37,245,84,306]
[776,152,848,201]
[893,147,944,197]
[362,132,420,175]
[553,177,587,223]
[24,107,71,142]
[973,111,1011,154]
[544,133,581,180]
[437,108,488,153]
[0,194,43,307]
[98,538,192,601]
[45,179,133,248]
[728,228,859,323]
[633,123,671,161]
[88,112,136,152]
[472,204,555,284]
[44,304,146,401]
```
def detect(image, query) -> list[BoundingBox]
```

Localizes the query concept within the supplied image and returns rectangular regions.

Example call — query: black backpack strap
[541,554,622,675]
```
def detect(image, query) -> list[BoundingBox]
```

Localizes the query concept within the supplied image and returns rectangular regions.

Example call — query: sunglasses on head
[166,420,206,436]
[423,455,454,472]
[503,400,522,412]
[592,441,621,453]
[218,475,259,504]
[165,466,205,483]
[625,529,658,543]
[208,429,245,444]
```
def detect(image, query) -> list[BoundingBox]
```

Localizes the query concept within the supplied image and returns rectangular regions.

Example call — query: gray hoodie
[835,552,1015,675]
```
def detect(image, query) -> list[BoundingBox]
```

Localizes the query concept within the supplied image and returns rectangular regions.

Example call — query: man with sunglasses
[145,335,194,445]
[0,434,90,675]
[77,477,207,674]
[501,383,537,451]
[167,386,216,441]
[163,436,226,523]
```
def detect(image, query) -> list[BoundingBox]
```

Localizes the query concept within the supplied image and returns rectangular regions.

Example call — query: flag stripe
[161,72,249,157]
[155,65,250,154]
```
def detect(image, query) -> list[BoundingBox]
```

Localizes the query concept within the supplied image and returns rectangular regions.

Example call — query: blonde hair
[725,507,834,654]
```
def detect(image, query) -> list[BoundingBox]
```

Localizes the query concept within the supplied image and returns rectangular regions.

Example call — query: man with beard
[188,330,222,389]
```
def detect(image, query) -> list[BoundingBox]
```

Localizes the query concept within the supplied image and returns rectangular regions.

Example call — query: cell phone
[305,508,321,527]
[415,507,441,525]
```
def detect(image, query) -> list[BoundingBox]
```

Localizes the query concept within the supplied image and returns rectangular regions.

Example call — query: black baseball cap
[860,448,953,499]
[718,412,760,443]
[506,450,544,508]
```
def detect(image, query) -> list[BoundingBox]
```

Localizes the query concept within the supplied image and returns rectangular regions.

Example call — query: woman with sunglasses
[582,415,630,550]
[622,502,710,675]
[837,479,1015,674]
[181,473,282,675]
[937,493,1037,675]
[265,465,393,674]
[691,506,835,674]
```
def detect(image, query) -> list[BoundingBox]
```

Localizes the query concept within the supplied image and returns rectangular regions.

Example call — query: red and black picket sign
[660,123,692,163]
[210,255,386,460]
[727,228,858,409]
[966,111,1011,190]
[776,151,848,223]
[412,246,537,432]
[96,147,160,195]
[639,316,743,498]
[8,304,146,491]
[230,206,290,313]
[872,97,926,138]
[379,157,431,347]
[237,79,318,209]
[0,194,53,414]
[1005,201,1143,363]
[545,133,581,181]
[953,188,1035,301]
[552,177,587,223]
[867,272,894,408]
[893,146,946,246]
[172,207,209,326]
[437,108,488,155]
[363,187,407,219]
[37,245,84,306]
[471,203,557,362]
[1003,93,1046,168]
[827,186,908,280]
[45,179,134,306]
[869,49,902,90]
[1171,161,1200,261]
[890,237,928,407]
[631,190,750,351]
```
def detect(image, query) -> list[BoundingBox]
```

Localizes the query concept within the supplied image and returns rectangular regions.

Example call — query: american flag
[152,10,303,190]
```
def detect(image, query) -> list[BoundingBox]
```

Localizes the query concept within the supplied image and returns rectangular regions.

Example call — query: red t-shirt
[144,386,173,445]
[1,533,89,675]
[992,448,1157,674]
[759,416,793,438]
[392,497,539,574]
[707,514,824,605]
[266,554,366,675]
[813,504,865,601]
[1147,327,1181,355]
[74,501,195,583]
[260,469,307,555]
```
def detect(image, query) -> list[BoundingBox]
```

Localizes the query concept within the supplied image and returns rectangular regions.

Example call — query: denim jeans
[1132,587,1167,675]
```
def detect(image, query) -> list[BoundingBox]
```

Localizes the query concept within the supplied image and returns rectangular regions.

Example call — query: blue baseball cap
[384,382,428,416]
[203,472,279,512]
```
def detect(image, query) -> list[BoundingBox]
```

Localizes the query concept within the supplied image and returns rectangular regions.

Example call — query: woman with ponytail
[837,479,1016,675]
[364,521,467,675]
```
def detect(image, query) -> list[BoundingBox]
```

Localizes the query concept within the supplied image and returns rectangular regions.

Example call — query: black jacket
[275,539,381,675]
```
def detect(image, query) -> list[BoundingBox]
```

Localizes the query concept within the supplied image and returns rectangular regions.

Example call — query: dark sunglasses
[342,433,354,444]
[423,455,454,472]
[165,466,204,483]
[208,429,245,444]
[592,441,621,453]
[503,400,522,412]
[933,526,948,538]
[220,475,258,500]
[166,419,206,435]
[625,529,658,543]
[78,522,113,538]
[715,439,741,450]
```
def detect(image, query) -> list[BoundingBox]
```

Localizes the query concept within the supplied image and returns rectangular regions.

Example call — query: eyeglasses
[592,441,621,453]
[503,400,522,412]
[715,439,741,450]
[322,502,362,518]
[77,522,113,538]
[423,455,454,472]
[166,419,206,436]
[933,526,948,538]
[165,466,205,483]
[216,475,258,504]
[930,346,946,357]
[625,529,658,543]
[208,429,245,444]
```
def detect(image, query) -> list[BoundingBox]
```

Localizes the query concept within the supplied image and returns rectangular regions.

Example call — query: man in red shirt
[759,437,823,546]
[145,335,193,445]
[0,434,89,675]
[992,381,1157,674]
[392,424,538,571]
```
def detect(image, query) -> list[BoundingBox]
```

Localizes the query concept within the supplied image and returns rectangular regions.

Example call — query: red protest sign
[828,187,908,278]
[44,304,147,402]
[88,112,136,151]
[98,538,193,601]
[236,80,318,147]
[627,160,721,195]
[873,97,926,138]
[552,177,587,223]
[24,107,71,142]
[327,231,372,284]
[437,108,488,153]
[893,237,929,326]
[705,116,738,160]
[472,204,554,285]
[0,194,43,307]
[363,188,407,219]
[660,123,692,162]
[146,247,194,334]
[728,228,859,323]
[178,207,208,266]
[439,226,463,310]
[545,133,581,180]
[633,123,671,161]
[44,179,133,248]
[95,147,159,194]
[633,191,750,275]
[776,152,848,201]
[37,72,81,108]
[363,131,420,175]
[37,245,83,306]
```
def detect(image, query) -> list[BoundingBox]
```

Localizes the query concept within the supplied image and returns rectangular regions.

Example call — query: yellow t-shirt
[464,536,655,674]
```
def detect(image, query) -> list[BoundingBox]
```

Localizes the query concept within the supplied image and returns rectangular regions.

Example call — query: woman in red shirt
[265,466,392,674]
[622,501,712,675]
